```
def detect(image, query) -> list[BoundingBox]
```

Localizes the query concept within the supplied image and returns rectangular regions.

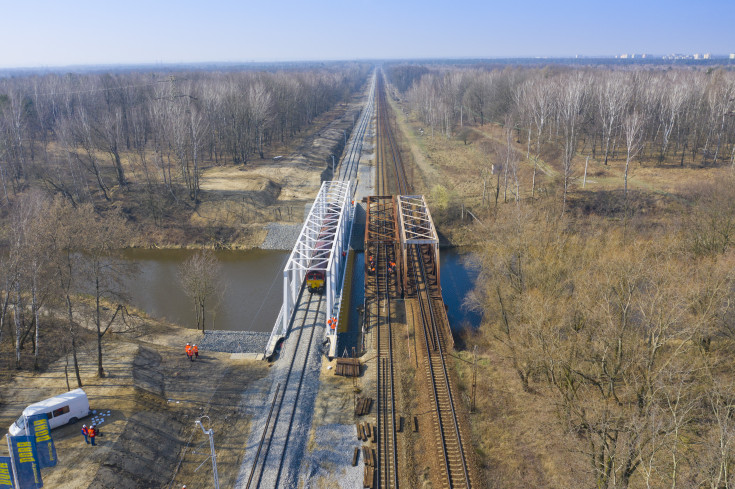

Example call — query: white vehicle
[8,388,90,436]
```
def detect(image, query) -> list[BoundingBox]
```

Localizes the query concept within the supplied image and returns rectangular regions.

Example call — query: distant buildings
[609,52,730,61]
[661,53,717,60]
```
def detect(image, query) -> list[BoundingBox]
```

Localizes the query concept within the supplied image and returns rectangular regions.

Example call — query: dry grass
[26,101,359,250]
[451,345,586,488]
[0,302,269,489]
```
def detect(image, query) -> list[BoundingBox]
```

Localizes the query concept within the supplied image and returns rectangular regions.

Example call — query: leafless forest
[0,63,369,385]
[3,59,735,487]
[392,64,735,165]
[388,63,735,489]
[0,64,369,209]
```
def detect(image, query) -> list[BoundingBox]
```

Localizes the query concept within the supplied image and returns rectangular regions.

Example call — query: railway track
[374,69,473,489]
[365,195,400,489]
[339,72,375,182]
[245,290,324,489]
[376,74,410,196]
[409,244,472,489]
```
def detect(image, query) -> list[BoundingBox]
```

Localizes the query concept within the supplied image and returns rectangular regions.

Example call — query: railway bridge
[241,69,479,489]
[360,69,477,489]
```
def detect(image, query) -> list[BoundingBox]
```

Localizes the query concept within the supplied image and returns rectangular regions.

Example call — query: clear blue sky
[0,0,733,68]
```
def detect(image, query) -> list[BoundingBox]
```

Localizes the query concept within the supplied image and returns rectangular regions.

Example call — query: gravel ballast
[298,423,364,489]
[233,76,376,489]
[260,223,302,250]
[198,331,270,353]
[234,292,328,489]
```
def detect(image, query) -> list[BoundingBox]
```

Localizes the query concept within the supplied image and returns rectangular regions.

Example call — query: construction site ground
[0,306,271,489]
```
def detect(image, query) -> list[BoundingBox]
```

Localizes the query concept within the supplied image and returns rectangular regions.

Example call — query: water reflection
[117,249,288,332]
[110,247,480,333]
[440,248,482,331]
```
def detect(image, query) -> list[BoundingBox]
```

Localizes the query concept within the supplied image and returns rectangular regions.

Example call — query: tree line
[1,191,130,385]
[0,64,370,213]
[385,62,735,487]
[388,64,735,206]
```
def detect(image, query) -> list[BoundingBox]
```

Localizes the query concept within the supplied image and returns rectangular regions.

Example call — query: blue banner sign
[9,436,42,489]
[25,415,56,469]
[0,457,14,488]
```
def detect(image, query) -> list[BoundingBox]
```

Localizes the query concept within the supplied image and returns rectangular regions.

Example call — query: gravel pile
[260,222,302,250]
[198,331,270,353]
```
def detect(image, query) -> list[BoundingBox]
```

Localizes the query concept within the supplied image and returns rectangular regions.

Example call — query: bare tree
[524,78,552,198]
[623,111,645,200]
[596,73,631,166]
[80,207,132,377]
[48,198,85,387]
[249,81,274,159]
[557,73,588,213]
[178,250,223,331]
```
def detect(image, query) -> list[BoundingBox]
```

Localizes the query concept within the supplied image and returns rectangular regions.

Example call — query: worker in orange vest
[192,344,199,359]
[89,425,97,446]
[185,343,193,361]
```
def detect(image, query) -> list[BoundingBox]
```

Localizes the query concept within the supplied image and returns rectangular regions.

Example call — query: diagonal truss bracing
[397,195,439,245]
[279,180,353,340]
[396,195,441,294]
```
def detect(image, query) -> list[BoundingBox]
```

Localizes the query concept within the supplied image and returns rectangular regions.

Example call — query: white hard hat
[83,424,86,427]
[193,344,197,347]
[186,343,190,345]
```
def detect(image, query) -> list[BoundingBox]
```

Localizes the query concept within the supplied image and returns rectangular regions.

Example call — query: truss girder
[397,195,441,295]
[280,180,353,338]
[397,195,439,245]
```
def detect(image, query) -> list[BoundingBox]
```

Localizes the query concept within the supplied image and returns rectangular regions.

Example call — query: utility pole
[471,345,478,413]
[195,417,220,489]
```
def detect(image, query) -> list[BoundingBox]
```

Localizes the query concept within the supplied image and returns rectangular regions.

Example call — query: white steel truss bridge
[265,180,353,357]
[396,195,440,293]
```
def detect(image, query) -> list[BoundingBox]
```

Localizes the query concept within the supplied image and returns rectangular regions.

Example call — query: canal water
[439,248,483,331]
[117,249,288,332]
[112,247,481,332]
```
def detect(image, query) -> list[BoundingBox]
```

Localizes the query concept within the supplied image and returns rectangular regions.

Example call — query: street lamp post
[195,417,220,489]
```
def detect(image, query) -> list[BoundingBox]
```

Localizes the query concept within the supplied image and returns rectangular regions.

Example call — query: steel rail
[273,291,324,488]
[247,290,324,489]
[376,73,410,196]
[372,202,399,489]
[339,74,375,182]
[412,243,471,488]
